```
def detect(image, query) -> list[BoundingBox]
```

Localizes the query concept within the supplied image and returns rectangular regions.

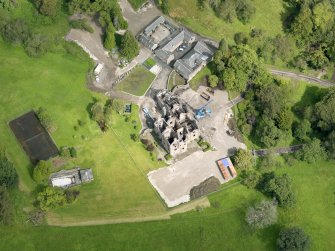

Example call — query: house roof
[144,16,165,35]
[173,41,213,79]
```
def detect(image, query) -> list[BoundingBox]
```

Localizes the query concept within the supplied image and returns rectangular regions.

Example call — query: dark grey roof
[144,16,165,35]
[79,169,94,183]
[173,41,213,79]
[138,34,157,50]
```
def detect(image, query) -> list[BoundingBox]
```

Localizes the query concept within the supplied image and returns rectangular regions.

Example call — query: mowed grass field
[1,160,334,250]
[116,66,155,96]
[169,0,285,42]
[0,40,166,224]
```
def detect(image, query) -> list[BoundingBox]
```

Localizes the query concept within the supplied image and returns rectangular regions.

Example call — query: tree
[245,200,277,229]
[314,87,335,132]
[312,0,334,33]
[33,0,61,17]
[0,151,18,189]
[33,160,51,183]
[256,117,284,148]
[0,186,12,225]
[235,0,255,24]
[36,107,56,133]
[217,45,261,92]
[290,2,313,41]
[232,148,253,170]
[37,187,66,211]
[242,170,260,188]
[258,172,296,207]
[292,120,311,141]
[103,23,116,50]
[276,108,294,131]
[295,138,327,163]
[119,31,139,61]
[208,75,219,88]
[277,227,311,251]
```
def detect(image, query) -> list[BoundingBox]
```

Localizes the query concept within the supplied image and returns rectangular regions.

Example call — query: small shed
[94,63,104,75]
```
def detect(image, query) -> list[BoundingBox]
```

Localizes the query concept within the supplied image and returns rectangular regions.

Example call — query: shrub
[1,19,30,44]
[37,187,66,211]
[165,154,172,161]
[190,176,220,200]
[33,160,51,183]
[130,133,139,142]
[36,107,56,133]
[245,200,277,229]
[232,148,253,170]
[24,33,49,57]
[0,151,18,189]
[69,19,94,33]
[277,227,311,251]
[69,147,77,158]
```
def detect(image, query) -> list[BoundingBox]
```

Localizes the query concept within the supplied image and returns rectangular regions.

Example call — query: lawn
[115,66,156,96]
[143,58,156,69]
[1,160,334,250]
[189,66,211,90]
[168,71,185,91]
[0,39,166,224]
[128,0,147,10]
[169,0,285,43]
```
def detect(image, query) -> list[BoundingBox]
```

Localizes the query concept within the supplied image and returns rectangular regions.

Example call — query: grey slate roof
[144,16,165,35]
[79,169,94,183]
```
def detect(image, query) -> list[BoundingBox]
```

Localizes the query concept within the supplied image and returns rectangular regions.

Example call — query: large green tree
[119,31,139,61]
[277,227,311,251]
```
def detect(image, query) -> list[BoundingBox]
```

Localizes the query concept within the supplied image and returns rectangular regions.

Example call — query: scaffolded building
[154,90,200,156]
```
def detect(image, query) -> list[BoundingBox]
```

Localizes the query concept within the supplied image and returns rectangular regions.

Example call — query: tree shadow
[280,0,300,32]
